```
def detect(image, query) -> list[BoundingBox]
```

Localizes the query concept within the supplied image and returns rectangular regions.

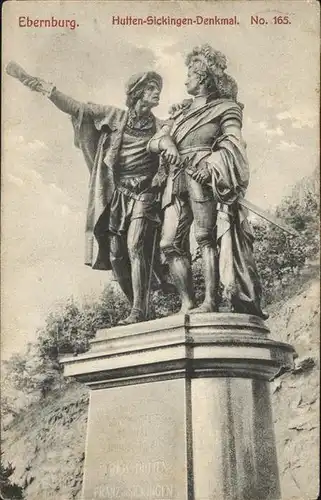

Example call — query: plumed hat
[125,71,163,96]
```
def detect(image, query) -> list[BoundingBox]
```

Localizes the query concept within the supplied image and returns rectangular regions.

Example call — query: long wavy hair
[186,44,238,100]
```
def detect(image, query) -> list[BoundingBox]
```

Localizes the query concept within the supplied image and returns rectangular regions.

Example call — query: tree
[253,169,319,304]
[2,342,62,409]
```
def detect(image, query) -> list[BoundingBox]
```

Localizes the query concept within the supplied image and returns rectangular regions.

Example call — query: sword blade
[239,198,300,237]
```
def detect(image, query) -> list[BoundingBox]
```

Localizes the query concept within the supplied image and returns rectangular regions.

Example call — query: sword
[238,198,300,237]
[145,226,158,320]
[186,164,301,238]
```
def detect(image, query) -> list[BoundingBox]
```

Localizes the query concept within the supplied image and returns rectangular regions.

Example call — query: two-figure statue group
[7,44,270,325]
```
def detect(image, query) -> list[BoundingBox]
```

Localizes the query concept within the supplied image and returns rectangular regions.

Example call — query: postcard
[1,2,319,500]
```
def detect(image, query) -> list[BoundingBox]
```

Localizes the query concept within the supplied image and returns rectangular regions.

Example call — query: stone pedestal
[61,313,296,500]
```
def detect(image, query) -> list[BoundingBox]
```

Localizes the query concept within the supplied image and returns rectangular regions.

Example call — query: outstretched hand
[22,77,43,91]
[5,62,53,96]
[22,77,52,94]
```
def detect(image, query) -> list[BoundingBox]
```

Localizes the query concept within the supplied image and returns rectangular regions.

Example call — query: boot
[190,245,219,314]
[117,307,145,325]
[167,255,195,313]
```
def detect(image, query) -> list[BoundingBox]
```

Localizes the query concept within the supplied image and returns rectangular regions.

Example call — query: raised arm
[48,88,83,116]
[6,60,85,117]
[5,60,112,120]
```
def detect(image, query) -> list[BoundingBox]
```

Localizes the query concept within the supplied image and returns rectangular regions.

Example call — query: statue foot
[117,309,145,326]
[189,302,218,314]
[260,310,269,320]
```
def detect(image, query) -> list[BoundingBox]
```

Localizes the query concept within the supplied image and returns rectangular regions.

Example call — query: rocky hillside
[268,277,319,500]
[1,384,89,500]
[2,278,319,500]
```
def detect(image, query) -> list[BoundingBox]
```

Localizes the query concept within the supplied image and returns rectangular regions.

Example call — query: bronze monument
[6,62,169,325]
[149,44,268,319]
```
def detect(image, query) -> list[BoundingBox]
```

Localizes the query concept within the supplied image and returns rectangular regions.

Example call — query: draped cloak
[162,98,264,316]
[70,103,162,270]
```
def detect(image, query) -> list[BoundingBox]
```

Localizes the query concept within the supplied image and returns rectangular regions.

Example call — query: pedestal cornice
[60,313,296,388]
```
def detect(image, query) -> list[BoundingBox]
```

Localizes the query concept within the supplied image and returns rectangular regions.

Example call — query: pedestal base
[61,313,296,500]
[85,379,187,500]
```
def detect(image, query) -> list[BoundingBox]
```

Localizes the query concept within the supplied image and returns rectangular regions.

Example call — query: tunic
[109,125,161,235]
[49,89,162,270]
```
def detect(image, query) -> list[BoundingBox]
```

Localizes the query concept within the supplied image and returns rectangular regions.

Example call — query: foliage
[0,453,24,499]
[0,396,19,421]
[36,286,130,364]
[253,170,319,304]
[2,343,60,400]
[2,283,131,413]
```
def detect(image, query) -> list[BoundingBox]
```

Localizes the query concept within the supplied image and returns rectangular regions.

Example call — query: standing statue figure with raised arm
[149,44,268,319]
[6,62,169,325]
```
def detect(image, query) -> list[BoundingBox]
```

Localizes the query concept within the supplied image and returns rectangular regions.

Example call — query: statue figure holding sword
[149,44,298,319]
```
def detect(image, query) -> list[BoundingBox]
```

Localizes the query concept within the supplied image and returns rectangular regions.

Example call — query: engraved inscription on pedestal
[94,461,175,499]
[82,379,187,500]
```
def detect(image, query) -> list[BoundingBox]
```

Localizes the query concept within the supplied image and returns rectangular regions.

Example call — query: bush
[1,283,132,411]
[2,344,59,397]
[36,283,130,364]
[0,453,24,499]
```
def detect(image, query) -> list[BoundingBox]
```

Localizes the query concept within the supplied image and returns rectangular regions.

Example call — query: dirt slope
[2,279,319,500]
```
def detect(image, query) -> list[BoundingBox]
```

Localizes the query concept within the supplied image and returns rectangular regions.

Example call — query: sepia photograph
[1,1,319,499]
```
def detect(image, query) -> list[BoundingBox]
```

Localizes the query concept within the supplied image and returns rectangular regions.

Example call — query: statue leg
[109,233,133,304]
[191,245,219,313]
[167,255,194,313]
[160,198,195,313]
[190,196,219,314]
[118,217,151,325]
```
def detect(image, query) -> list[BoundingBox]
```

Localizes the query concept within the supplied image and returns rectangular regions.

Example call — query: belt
[179,146,212,154]
[169,146,212,179]
[117,185,157,202]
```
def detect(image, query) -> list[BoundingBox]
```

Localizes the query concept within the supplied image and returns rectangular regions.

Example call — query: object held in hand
[186,160,211,185]
[5,60,32,82]
[6,60,55,97]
